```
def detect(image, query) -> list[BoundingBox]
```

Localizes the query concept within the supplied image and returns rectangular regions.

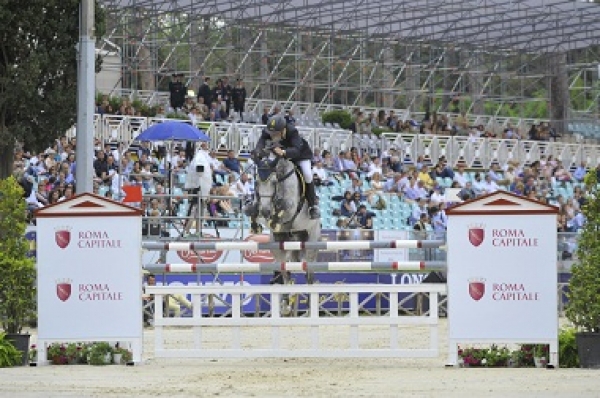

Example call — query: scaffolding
[98,0,600,127]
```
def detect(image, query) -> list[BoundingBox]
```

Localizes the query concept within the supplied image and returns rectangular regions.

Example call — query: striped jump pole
[142,240,444,251]
[143,261,446,274]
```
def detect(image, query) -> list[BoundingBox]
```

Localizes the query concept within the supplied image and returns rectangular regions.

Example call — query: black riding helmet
[266,115,286,135]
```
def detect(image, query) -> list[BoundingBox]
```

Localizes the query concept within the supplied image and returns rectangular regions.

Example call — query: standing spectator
[232,79,247,121]
[222,77,233,117]
[168,74,186,112]
[197,77,212,107]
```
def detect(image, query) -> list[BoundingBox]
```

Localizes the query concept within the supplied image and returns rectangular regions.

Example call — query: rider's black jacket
[254,123,312,161]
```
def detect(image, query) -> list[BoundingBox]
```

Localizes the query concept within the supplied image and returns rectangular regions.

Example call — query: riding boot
[306,182,320,219]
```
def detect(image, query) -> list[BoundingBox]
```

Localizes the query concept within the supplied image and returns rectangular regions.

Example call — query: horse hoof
[281,305,292,316]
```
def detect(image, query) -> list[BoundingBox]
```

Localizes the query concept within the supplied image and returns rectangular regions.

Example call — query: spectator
[312,161,333,186]
[340,191,356,217]
[222,150,241,177]
[573,162,587,182]
[356,205,374,229]
[453,165,468,188]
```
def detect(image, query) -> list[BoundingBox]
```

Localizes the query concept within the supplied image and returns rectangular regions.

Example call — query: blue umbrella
[135,121,210,142]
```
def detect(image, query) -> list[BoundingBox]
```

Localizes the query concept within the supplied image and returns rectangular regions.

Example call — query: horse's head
[254,158,277,220]
[271,158,301,225]
[255,157,300,227]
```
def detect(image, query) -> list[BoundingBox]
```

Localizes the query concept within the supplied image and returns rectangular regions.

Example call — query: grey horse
[245,156,321,314]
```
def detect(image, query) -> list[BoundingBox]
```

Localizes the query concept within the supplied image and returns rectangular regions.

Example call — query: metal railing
[71,114,600,170]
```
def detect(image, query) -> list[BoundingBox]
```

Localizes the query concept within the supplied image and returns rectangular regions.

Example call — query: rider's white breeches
[297,159,313,183]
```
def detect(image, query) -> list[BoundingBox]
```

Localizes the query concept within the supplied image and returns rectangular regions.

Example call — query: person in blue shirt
[573,162,587,182]
[222,150,241,177]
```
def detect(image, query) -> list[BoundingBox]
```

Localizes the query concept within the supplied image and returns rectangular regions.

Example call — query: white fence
[71,114,600,169]
[147,283,446,359]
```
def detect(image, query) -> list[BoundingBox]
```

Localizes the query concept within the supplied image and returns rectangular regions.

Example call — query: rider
[253,115,320,219]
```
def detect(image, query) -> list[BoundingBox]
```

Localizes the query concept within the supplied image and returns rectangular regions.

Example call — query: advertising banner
[36,196,143,341]
[447,194,558,343]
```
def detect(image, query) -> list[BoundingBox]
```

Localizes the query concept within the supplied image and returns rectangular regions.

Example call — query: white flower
[481,358,487,365]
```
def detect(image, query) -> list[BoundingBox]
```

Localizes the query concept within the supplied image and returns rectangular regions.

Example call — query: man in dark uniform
[197,77,212,108]
[168,74,186,111]
[232,79,247,121]
[253,115,320,219]
[222,77,233,117]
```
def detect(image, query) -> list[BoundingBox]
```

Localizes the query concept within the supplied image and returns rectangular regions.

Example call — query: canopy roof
[103,0,600,53]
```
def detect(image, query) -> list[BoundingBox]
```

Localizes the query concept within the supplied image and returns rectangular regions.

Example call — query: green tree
[0,1,105,179]
[0,177,36,334]
[566,171,600,333]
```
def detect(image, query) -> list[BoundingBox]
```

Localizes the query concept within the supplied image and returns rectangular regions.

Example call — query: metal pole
[76,0,95,194]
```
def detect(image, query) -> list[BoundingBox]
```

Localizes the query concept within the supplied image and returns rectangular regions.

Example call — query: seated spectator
[488,163,509,186]
[430,186,445,205]
[430,205,448,235]
[413,212,430,237]
[321,150,334,169]
[366,172,384,204]
[313,161,333,186]
[206,187,229,227]
[453,165,468,187]
[312,148,323,164]
[222,150,241,177]
[418,165,434,190]
[340,191,356,217]
[356,205,374,229]
[481,174,499,194]
[231,173,253,201]
[367,157,383,178]
[573,162,587,182]
[470,173,484,194]
[458,182,476,201]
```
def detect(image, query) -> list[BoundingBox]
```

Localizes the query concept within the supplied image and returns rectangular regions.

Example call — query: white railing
[147,283,446,359]
[71,114,600,169]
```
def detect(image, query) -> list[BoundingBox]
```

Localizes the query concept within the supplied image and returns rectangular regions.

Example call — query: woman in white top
[366,172,384,205]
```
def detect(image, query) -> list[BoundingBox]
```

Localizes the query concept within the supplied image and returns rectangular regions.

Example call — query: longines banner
[447,192,558,346]
[36,194,143,342]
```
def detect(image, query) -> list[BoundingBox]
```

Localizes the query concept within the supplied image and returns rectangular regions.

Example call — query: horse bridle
[255,150,305,228]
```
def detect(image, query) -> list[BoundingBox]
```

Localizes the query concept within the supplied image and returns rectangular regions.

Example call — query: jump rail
[147,283,446,359]
[142,240,445,251]
[143,261,446,273]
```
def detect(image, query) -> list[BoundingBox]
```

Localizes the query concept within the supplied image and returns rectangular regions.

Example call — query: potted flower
[565,171,600,368]
[532,344,549,368]
[112,346,133,365]
[88,342,113,366]
[29,344,37,365]
[47,343,68,365]
[0,177,37,366]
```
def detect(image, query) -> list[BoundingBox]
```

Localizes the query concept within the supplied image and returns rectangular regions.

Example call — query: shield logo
[468,280,486,301]
[468,228,484,247]
[55,229,71,249]
[56,282,72,302]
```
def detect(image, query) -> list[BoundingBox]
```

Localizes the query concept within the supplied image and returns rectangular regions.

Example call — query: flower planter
[534,357,547,368]
[113,353,123,365]
[104,353,112,364]
[5,334,30,367]
[576,332,600,369]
